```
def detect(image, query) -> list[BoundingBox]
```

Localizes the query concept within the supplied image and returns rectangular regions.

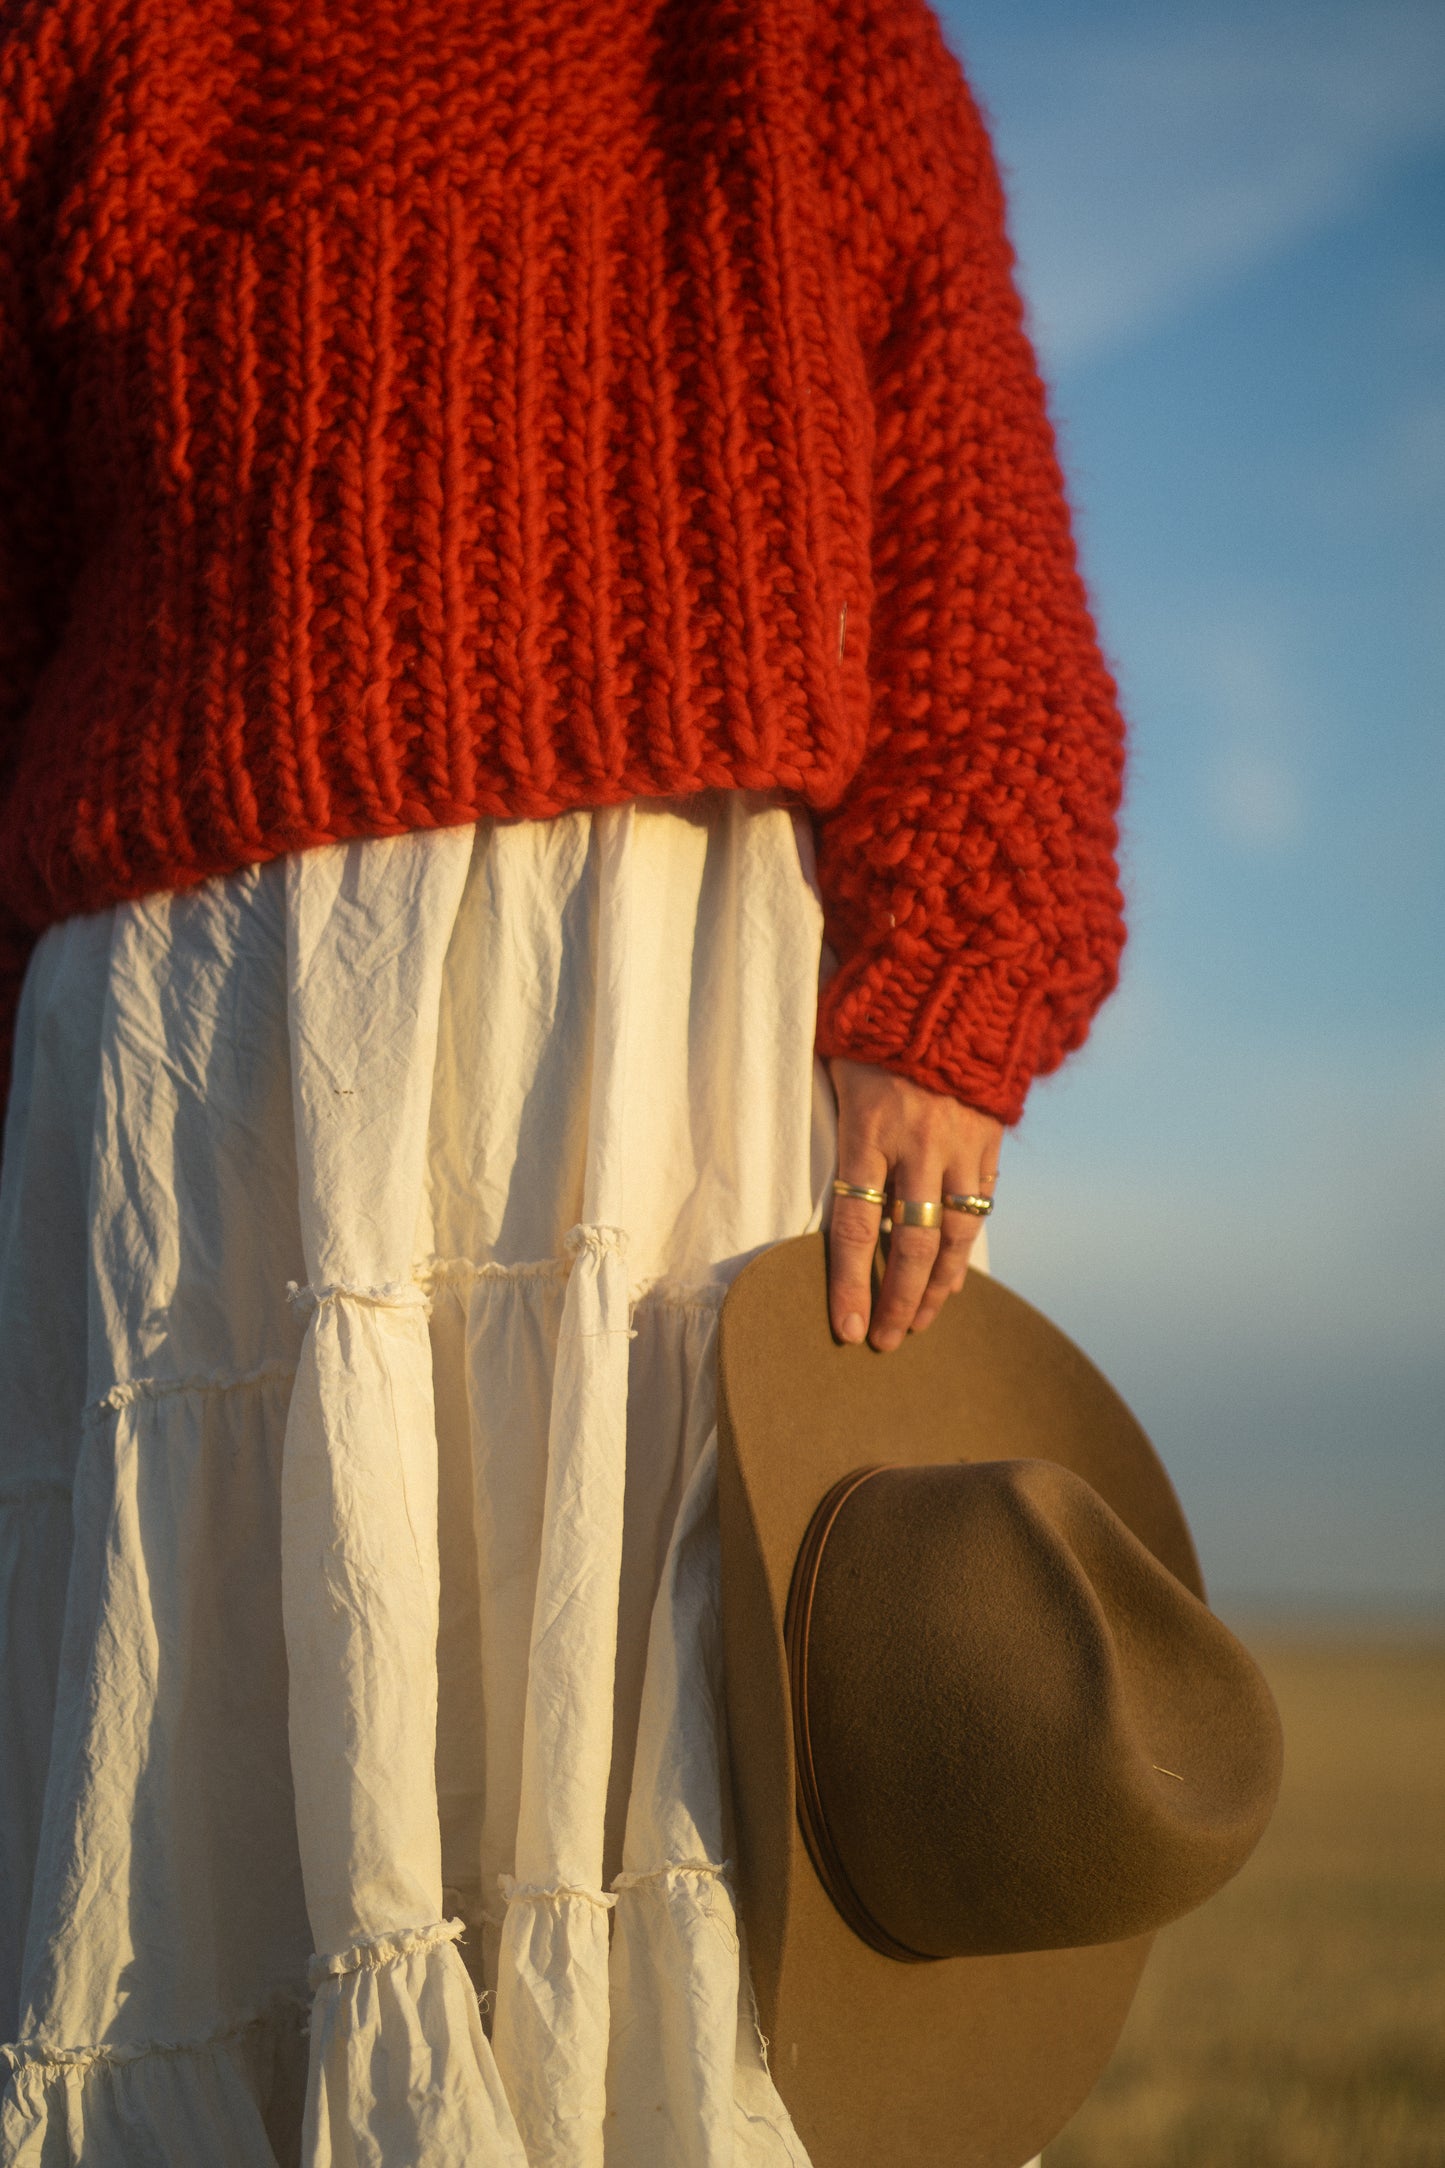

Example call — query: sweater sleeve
[810,0,1127,1126]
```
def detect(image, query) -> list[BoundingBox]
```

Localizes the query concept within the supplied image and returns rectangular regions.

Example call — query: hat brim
[717,1232,1206,2168]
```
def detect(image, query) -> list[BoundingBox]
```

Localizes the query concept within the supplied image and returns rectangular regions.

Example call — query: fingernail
[841,1312,864,1343]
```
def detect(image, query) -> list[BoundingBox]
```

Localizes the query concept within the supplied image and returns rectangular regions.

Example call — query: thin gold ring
[885,1195,942,1228]
[943,1191,994,1218]
[831,1178,887,1206]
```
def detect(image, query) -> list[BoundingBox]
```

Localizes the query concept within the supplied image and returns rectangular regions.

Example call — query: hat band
[784,1463,943,1966]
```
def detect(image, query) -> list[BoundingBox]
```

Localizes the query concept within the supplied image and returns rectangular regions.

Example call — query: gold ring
[943,1191,994,1218]
[831,1179,887,1206]
[885,1195,942,1228]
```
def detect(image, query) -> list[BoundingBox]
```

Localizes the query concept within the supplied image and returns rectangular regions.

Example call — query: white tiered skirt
[0,790,846,2164]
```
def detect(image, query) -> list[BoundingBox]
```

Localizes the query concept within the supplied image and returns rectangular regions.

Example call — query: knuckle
[890,1225,940,1264]
[829,1213,879,1257]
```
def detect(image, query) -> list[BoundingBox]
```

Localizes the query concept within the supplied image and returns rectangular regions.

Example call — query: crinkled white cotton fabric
[0,790,849,2166]
[0,787,1026,2168]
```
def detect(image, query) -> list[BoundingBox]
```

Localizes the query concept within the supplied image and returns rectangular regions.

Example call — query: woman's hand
[826,1056,1003,1353]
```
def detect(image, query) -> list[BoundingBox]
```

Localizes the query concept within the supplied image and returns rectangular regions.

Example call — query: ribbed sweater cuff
[812,938,1063,1128]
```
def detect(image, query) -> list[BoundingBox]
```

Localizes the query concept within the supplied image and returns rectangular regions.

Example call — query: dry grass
[1046,1633,1445,2168]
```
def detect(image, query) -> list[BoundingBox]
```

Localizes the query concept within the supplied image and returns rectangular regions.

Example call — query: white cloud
[945,0,1445,367]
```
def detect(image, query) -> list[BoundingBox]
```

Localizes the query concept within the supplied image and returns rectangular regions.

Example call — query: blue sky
[935,0,1445,1612]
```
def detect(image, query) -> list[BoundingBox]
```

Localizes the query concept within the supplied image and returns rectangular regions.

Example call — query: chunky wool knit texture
[0,0,1126,1125]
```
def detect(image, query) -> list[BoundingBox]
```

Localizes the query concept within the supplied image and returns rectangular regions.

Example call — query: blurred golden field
[1048,1632,1445,2168]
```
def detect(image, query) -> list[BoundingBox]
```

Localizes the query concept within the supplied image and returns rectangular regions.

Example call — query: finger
[870,1150,945,1352]
[911,1162,992,1334]
[827,1149,889,1346]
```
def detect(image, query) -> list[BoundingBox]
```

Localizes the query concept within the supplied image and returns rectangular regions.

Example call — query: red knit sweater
[0,0,1126,1126]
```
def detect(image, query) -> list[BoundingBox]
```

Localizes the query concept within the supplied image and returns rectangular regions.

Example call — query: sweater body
[0,0,1128,1123]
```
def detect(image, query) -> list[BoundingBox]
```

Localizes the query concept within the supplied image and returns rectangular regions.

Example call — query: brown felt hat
[716,1233,1284,2168]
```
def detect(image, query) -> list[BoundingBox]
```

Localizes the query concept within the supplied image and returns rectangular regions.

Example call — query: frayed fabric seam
[610,1858,734,1894]
[84,1357,299,1426]
[418,1250,725,1317]
[423,1253,572,1290]
[286,1277,435,1319]
[498,1876,619,1914]
[307,1916,467,1988]
[0,1987,310,2078]
[289,1227,629,1320]
[70,1228,717,1431]
[563,1221,629,1259]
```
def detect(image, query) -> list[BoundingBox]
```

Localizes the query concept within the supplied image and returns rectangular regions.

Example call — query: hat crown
[797,1458,1284,1960]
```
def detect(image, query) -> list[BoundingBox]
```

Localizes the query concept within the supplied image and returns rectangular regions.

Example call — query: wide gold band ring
[943,1191,994,1218]
[831,1178,888,1206]
[885,1196,942,1228]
